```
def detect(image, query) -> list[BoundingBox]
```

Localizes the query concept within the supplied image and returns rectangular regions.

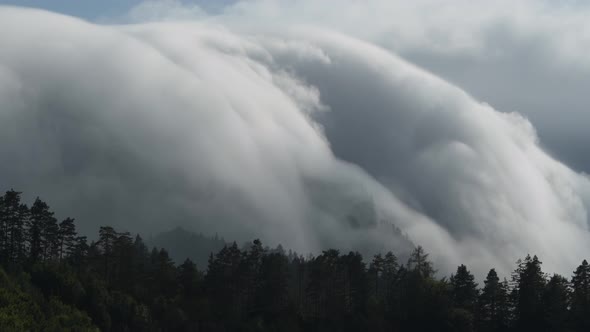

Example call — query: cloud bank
[1,3,590,276]
[219,0,590,173]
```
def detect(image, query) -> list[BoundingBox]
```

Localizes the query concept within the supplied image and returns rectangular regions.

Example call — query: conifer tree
[98,226,117,281]
[512,255,546,331]
[478,269,510,332]
[29,197,55,262]
[57,218,77,260]
[451,264,479,312]
[258,252,289,318]
[69,235,88,267]
[241,239,265,314]
[407,246,435,278]
[12,203,29,263]
[178,258,200,295]
[42,216,59,261]
[542,274,570,331]
[369,253,384,299]
[571,259,590,331]
[0,190,27,264]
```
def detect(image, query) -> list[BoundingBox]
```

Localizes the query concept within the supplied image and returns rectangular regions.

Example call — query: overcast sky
[2,1,590,277]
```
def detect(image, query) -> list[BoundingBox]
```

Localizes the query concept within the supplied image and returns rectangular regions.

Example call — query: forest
[0,189,590,331]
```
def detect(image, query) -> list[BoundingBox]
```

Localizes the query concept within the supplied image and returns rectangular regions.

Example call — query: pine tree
[29,197,55,262]
[178,258,200,296]
[0,192,5,261]
[97,226,117,281]
[205,242,243,324]
[382,252,398,281]
[0,190,13,262]
[57,218,77,260]
[42,215,59,261]
[373,251,397,317]
[450,264,479,312]
[305,249,343,320]
[128,234,150,302]
[258,252,289,318]
[477,269,510,332]
[400,246,439,331]
[542,274,570,331]
[69,235,88,267]
[512,255,546,331]
[407,246,435,278]
[151,248,177,299]
[369,253,384,299]
[241,239,265,315]
[341,251,367,315]
[14,203,29,263]
[112,231,134,290]
[571,259,590,331]
[0,190,27,264]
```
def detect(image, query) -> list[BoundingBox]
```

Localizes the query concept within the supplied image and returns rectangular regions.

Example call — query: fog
[1,3,590,276]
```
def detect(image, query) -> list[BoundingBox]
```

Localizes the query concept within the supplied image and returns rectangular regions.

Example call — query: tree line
[1,188,590,331]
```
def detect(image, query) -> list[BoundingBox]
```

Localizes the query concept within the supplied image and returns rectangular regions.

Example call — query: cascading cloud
[1,5,589,277]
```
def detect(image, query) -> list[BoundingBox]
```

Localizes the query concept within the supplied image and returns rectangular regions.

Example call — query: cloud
[256,29,590,275]
[218,0,590,173]
[0,7,418,262]
[1,3,590,277]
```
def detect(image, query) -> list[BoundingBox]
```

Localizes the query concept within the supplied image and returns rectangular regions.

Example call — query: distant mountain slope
[147,222,414,272]
[147,227,227,269]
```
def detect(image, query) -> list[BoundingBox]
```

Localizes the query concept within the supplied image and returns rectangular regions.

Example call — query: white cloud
[2,3,590,277]
[216,0,590,172]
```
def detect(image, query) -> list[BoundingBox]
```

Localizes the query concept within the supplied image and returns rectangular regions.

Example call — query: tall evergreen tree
[57,218,77,260]
[400,246,445,332]
[178,258,200,296]
[382,252,398,282]
[42,215,59,261]
[407,246,435,278]
[512,255,546,331]
[97,226,118,281]
[542,274,570,331]
[369,253,384,299]
[241,239,265,315]
[205,242,243,325]
[13,203,29,263]
[341,251,367,316]
[571,259,590,331]
[111,231,134,290]
[477,269,510,332]
[68,235,88,268]
[0,190,27,264]
[150,248,177,299]
[258,252,289,319]
[29,197,55,262]
[0,190,15,261]
[451,264,479,312]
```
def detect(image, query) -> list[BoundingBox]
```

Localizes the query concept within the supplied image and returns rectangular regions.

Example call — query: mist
[1,3,590,277]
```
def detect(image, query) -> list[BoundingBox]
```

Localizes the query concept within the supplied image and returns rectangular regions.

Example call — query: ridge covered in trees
[147,227,227,268]
[1,189,590,331]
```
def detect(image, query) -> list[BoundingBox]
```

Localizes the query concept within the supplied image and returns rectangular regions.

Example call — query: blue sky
[0,0,233,20]
[0,0,143,19]
[5,0,587,22]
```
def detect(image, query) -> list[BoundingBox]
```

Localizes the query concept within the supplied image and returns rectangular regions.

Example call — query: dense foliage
[1,189,590,331]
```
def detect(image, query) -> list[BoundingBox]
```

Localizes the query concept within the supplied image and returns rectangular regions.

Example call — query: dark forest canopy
[1,189,590,331]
